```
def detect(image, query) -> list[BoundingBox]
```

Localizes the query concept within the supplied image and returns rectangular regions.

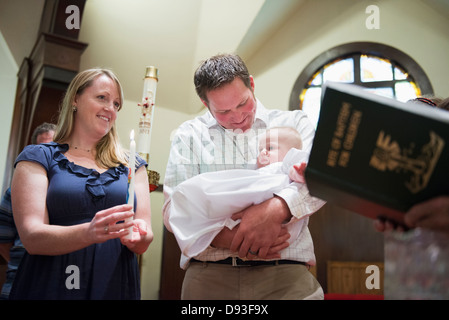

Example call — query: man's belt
[191,257,308,267]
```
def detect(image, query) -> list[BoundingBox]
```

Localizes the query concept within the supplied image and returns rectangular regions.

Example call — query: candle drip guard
[139,152,160,192]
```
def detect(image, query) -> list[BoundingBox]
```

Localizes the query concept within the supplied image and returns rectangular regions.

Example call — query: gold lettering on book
[327,149,339,167]
[327,102,362,168]
[369,131,444,193]
[344,110,362,150]
[335,103,351,138]
[338,150,351,167]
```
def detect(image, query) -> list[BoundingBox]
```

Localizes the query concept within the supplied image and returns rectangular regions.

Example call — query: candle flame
[130,129,135,140]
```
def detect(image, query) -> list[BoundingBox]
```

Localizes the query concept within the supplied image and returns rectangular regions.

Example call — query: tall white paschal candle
[126,130,136,240]
[137,66,158,156]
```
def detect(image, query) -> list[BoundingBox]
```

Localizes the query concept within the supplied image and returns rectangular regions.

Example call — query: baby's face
[256,130,291,168]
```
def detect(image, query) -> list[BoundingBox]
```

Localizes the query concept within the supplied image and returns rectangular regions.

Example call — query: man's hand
[404,196,449,234]
[374,196,449,235]
[229,196,291,259]
[212,226,290,260]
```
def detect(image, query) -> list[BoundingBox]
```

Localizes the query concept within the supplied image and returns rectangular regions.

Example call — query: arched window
[289,42,434,127]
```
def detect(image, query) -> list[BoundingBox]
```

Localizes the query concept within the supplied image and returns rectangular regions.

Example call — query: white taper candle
[125,130,136,240]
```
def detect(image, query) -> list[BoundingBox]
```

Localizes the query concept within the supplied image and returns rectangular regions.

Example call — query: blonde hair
[53,68,128,168]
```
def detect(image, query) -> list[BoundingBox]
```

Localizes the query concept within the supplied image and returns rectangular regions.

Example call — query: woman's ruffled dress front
[9,142,145,300]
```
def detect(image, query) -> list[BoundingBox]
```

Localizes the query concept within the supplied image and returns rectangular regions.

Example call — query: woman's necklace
[72,146,92,153]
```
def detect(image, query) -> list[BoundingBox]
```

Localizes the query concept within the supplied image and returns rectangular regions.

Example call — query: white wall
[0,30,17,192]
[247,0,449,111]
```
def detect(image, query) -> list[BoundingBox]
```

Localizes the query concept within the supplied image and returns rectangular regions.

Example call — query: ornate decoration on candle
[137,66,160,192]
[137,66,158,155]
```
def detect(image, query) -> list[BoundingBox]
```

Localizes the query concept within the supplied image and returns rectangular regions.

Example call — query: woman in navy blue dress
[9,68,153,299]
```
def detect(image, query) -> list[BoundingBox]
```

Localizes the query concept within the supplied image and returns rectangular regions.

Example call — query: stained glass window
[298,53,424,128]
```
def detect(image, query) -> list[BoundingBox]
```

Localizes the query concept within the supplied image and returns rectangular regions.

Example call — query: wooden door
[159,227,185,300]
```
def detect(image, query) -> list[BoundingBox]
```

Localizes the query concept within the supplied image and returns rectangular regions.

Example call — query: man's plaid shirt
[163,100,324,269]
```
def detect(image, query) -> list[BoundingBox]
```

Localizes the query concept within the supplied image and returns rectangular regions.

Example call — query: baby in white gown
[169,127,326,264]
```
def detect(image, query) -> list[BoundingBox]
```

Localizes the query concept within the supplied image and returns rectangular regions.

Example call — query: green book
[305,82,449,225]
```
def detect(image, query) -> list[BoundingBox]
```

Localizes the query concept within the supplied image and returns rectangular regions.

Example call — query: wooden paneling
[157,203,385,298]
[327,261,384,295]
[308,203,384,293]
[159,227,185,300]
[2,1,88,193]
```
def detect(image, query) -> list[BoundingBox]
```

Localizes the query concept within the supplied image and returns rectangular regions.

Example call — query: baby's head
[256,127,302,168]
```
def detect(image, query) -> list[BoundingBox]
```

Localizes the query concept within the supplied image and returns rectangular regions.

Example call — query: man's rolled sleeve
[274,182,325,220]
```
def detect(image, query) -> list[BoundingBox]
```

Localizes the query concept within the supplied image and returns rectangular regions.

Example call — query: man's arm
[226,111,317,258]
[162,128,200,231]
[228,195,291,259]
[212,214,291,260]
